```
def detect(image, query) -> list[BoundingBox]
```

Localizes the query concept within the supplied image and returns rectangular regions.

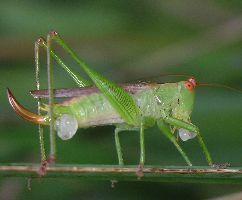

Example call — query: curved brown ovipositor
[7,88,47,125]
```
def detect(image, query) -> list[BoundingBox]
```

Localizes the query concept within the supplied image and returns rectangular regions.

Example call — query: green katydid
[7,31,213,175]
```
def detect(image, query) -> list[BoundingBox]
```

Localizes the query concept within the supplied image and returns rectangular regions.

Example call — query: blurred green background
[0,0,242,199]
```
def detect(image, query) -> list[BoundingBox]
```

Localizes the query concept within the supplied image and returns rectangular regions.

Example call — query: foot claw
[38,160,48,176]
[136,163,144,178]
[38,156,56,176]
[47,155,56,164]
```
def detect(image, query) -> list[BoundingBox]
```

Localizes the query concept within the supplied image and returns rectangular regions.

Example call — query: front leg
[157,119,192,166]
[164,116,213,166]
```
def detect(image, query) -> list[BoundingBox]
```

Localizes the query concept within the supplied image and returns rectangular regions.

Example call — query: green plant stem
[1,164,242,184]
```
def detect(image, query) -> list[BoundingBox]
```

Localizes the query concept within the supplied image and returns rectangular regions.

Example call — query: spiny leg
[39,31,139,127]
[34,38,47,175]
[38,31,139,165]
[35,33,92,171]
[45,32,143,174]
[36,37,91,88]
[164,117,212,166]
[46,33,56,162]
[157,119,192,166]
[47,31,140,127]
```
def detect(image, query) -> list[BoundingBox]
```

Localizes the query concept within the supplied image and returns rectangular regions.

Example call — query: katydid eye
[185,81,194,91]
[185,77,197,91]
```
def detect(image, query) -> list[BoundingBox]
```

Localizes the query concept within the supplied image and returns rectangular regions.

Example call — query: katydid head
[172,77,196,122]
[169,77,197,141]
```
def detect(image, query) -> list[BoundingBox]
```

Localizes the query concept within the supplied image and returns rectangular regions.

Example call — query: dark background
[0,0,242,199]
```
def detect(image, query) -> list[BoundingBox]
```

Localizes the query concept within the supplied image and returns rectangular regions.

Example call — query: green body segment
[53,93,124,128]
[52,81,195,129]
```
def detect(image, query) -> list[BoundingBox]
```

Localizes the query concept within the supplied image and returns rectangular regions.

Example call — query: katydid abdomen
[54,92,125,128]
[52,82,190,141]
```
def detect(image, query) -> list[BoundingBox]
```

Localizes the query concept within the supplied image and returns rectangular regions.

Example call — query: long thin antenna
[198,83,242,94]
[130,74,191,83]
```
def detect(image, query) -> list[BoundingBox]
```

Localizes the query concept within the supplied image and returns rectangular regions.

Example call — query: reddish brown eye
[188,77,196,87]
[185,81,194,91]
[185,77,197,91]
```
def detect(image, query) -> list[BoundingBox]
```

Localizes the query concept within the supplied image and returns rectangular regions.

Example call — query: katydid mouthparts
[7,31,214,176]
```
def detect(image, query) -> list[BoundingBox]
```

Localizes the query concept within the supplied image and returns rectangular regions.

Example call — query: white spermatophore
[55,114,78,140]
[178,128,197,141]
